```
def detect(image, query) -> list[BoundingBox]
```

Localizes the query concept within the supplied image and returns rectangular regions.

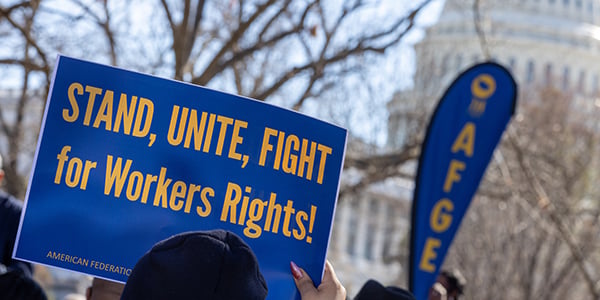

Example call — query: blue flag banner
[408,62,517,299]
[14,55,347,300]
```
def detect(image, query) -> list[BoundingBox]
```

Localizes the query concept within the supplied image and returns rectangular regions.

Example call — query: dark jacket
[0,264,47,300]
[0,191,32,276]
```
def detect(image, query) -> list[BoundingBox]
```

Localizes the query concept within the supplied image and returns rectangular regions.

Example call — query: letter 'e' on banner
[408,62,517,299]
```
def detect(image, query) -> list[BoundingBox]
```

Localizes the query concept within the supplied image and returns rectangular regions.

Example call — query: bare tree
[0,0,437,198]
[0,1,50,197]
[155,0,434,109]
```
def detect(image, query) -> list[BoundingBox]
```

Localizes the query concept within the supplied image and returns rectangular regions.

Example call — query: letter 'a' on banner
[408,62,517,300]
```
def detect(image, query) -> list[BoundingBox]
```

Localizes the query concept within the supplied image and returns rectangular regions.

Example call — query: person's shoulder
[0,191,22,214]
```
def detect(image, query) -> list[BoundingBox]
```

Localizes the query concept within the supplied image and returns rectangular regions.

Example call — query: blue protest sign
[14,55,347,300]
[408,62,517,299]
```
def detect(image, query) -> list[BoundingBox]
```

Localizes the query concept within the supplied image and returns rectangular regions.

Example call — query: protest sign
[14,55,347,300]
[409,62,517,299]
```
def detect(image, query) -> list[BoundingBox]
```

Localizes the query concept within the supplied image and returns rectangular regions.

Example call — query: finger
[290,261,317,297]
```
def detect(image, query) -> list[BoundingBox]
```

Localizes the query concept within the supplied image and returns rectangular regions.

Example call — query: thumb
[321,260,341,286]
[290,261,317,297]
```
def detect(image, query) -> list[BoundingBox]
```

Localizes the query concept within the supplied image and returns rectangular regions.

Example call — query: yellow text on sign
[258,127,332,184]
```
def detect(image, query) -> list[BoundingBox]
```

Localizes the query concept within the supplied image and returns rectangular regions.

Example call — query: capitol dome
[388,0,600,148]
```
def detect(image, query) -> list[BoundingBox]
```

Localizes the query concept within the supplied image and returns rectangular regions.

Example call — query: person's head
[0,263,47,300]
[86,278,124,300]
[120,229,268,300]
[354,279,415,300]
[428,269,465,300]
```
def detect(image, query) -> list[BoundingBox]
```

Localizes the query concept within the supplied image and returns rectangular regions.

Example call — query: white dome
[386,0,600,148]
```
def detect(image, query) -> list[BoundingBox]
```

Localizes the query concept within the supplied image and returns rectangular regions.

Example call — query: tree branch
[253,0,432,102]
[193,0,277,85]
[507,128,599,298]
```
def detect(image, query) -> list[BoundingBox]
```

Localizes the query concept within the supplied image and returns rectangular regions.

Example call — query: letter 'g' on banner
[408,62,517,300]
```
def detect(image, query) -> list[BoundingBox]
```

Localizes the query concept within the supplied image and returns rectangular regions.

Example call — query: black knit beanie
[354,279,415,300]
[120,230,267,300]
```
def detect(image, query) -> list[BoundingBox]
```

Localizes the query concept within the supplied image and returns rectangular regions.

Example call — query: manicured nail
[290,261,303,279]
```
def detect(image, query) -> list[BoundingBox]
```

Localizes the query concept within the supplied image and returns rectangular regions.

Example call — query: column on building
[354,196,370,261]
[333,196,351,260]
[371,198,386,262]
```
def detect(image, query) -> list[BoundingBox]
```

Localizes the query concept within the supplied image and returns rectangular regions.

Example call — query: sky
[313,0,446,146]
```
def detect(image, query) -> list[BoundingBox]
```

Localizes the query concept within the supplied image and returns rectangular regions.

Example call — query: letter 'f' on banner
[408,62,517,300]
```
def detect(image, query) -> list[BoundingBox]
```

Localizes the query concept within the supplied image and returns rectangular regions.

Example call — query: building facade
[329,176,414,295]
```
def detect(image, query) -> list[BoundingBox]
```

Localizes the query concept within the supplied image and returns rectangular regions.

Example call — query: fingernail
[290,261,303,279]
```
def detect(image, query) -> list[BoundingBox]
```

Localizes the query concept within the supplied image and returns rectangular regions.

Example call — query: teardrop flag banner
[408,62,517,299]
